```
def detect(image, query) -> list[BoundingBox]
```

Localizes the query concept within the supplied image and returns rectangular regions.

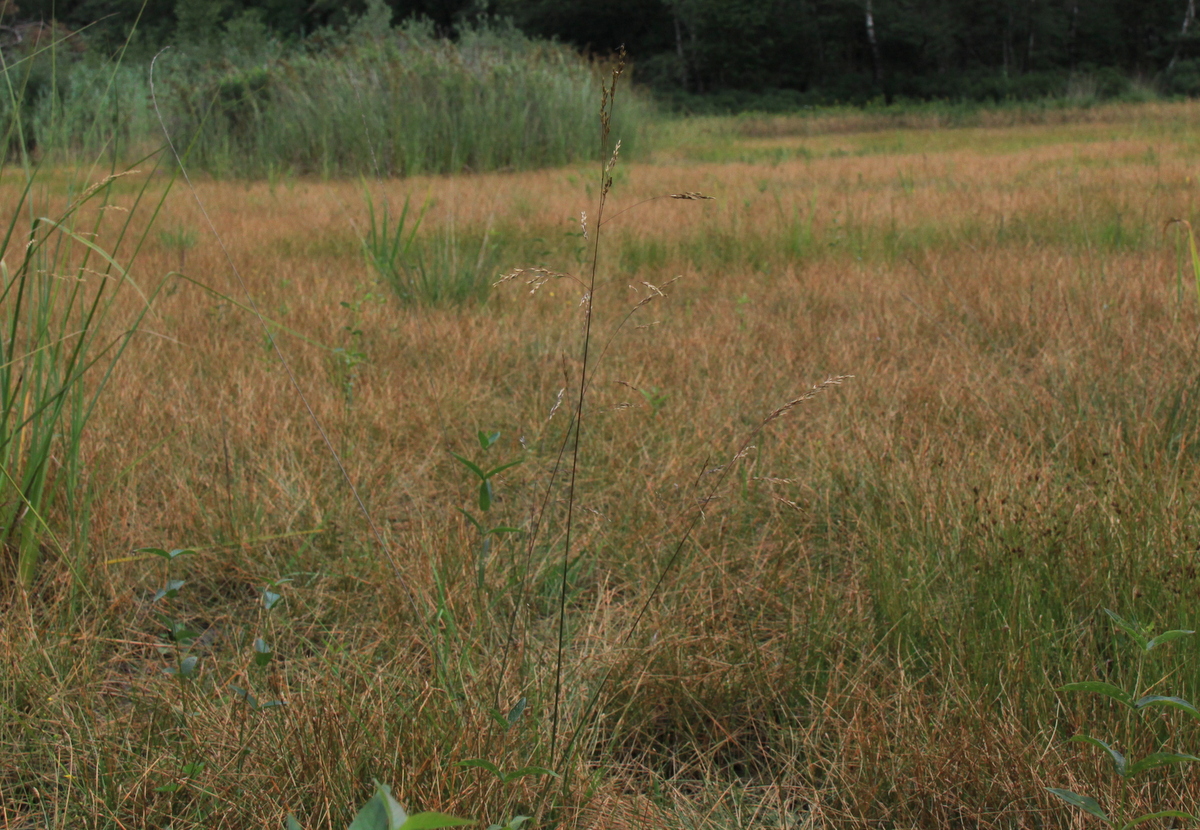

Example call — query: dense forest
[6,0,1200,106]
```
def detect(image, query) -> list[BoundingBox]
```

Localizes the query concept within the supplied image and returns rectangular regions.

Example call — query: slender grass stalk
[1167,218,1200,309]
[0,21,171,589]
[548,50,626,766]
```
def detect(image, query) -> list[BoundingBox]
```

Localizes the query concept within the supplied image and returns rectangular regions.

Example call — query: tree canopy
[8,0,1200,104]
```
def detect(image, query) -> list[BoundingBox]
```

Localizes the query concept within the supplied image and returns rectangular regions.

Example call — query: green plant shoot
[1047,609,1200,830]
[452,430,523,589]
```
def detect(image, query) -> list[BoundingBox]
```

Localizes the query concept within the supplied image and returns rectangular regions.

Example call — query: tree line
[9,0,1200,106]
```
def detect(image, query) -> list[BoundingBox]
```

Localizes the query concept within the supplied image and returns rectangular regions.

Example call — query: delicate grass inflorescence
[9,29,1200,830]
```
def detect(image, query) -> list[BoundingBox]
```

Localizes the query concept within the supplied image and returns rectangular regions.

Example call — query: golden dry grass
[6,102,1200,829]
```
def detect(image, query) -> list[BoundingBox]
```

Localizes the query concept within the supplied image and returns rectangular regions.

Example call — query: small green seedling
[332,289,381,403]
[639,385,668,416]
[487,817,531,830]
[229,684,285,711]
[231,578,293,711]
[452,430,523,589]
[155,761,209,794]
[144,547,194,602]
[141,546,201,679]
[1047,609,1200,829]
[287,780,475,830]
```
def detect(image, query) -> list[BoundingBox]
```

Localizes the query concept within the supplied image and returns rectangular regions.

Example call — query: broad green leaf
[1122,810,1200,830]
[348,781,408,830]
[456,758,502,778]
[176,655,199,677]
[259,699,286,709]
[153,579,186,602]
[1127,751,1200,777]
[138,547,196,561]
[478,430,500,449]
[1134,695,1200,720]
[500,766,559,783]
[1070,736,1127,777]
[230,685,259,709]
[450,452,485,481]
[155,783,181,793]
[479,479,493,512]
[181,762,205,776]
[158,617,199,645]
[506,697,527,728]
[1104,609,1150,651]
[1059,682,1135,707]
[398,813,477,830]
[254,637,273,667]
[484,459,524,479]
[287,816,304,830]
[1046,788,1111,824]
[1146,629,1194,650]
[139,547,194,561]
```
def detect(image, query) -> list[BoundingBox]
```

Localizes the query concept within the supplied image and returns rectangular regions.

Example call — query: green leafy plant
[331,288,382,404]
[452,430,523,590]
[287,780,475,830]
[153,760,215,796]
[638,385,668,416]
[484,818,531,830]
[229,578,290,712]
[142,547,201,679]
[1047,608,1200,829]
[454,701,550,830]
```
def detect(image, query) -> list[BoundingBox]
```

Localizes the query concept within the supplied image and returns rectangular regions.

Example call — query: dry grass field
[6,100,1200,829]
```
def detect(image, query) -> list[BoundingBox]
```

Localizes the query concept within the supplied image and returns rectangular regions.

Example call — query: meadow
[6,97,1200,829]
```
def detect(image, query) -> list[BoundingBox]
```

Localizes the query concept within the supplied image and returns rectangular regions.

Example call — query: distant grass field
[6,100,1200,829]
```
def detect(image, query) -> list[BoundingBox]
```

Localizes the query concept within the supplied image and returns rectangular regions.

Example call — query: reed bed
[3,23,649,177]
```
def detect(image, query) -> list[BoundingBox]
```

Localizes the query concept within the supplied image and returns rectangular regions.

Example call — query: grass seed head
[762,375,853,427]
